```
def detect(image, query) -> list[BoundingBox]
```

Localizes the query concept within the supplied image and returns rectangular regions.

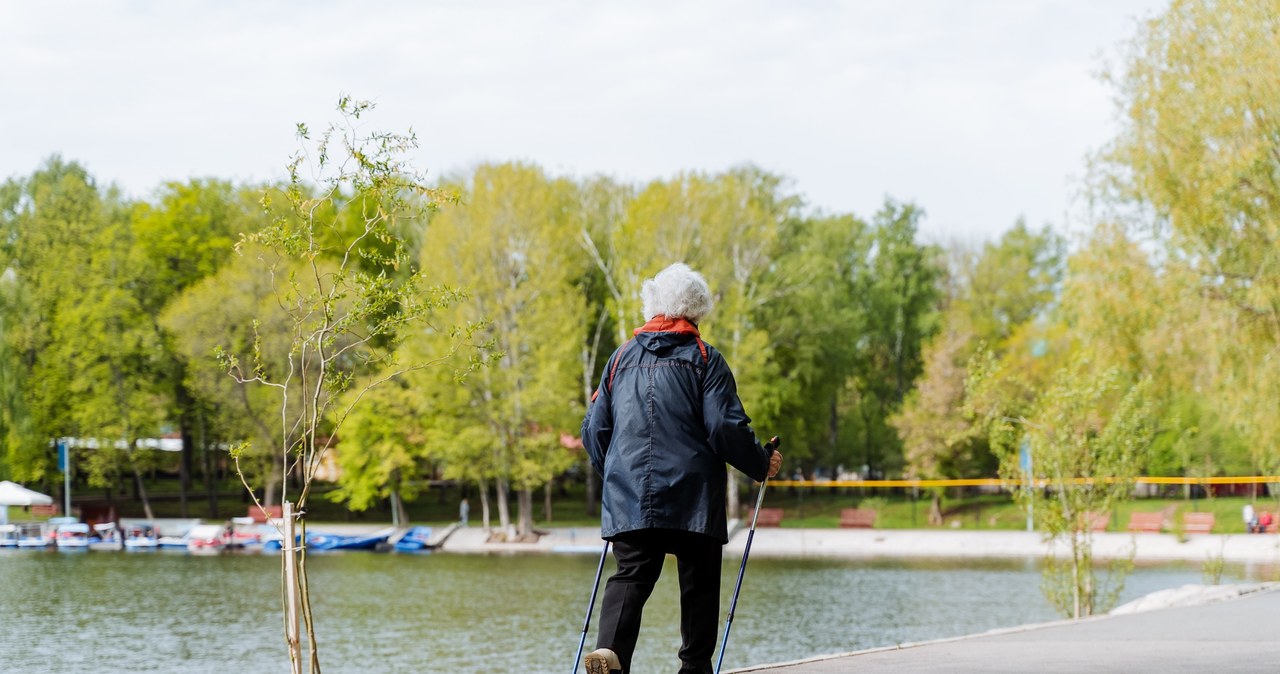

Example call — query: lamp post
[58,439,70,517]
[1020,438,1033,532]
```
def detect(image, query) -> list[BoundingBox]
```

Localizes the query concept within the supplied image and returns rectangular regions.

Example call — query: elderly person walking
[581,262,783,674]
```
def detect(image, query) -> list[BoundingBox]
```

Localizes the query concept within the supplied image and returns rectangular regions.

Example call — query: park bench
[839,508,877,528]
[30,504,59,517]
[748,507,783,527]
[249,504,284,523]
[1182,512,1215,535]
[1083,511,1110,532]
[1126,511,1164,533]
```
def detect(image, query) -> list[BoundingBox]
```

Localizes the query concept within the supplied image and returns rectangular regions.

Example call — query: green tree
[845,200,942,477]
[0,158,115,492]
[574,175,631,515]
[159,249,299,509]
[894,222,1064,521]
[133,178,259,515]
[415,161,582,538]
[758,213,870,470]
[56,196,171,519]
[327,378,432,523]
[1099,0,1280,477]
[970,354,1156,618]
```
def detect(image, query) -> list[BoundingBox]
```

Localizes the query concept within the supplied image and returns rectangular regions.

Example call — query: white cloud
[0,0,1168,242]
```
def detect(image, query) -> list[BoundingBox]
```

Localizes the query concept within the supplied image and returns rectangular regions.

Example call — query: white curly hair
[641,263,714,323]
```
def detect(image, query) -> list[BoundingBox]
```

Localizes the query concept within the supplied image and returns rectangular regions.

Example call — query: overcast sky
[1,1,1168,244]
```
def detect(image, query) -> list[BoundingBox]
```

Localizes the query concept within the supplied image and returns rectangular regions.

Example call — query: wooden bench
[839,508,877,528]
[1126,511,1164,533]
[249,505,284,523]
[30,504,59,517]
[748,507,783,527]
[1182,512,1215,535]
[1083,511,1110,532]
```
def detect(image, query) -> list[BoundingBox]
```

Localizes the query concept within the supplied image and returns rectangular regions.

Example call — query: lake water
[0,548,1243,673]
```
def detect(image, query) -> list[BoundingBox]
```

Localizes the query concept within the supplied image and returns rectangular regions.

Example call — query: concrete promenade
[431,524,1280,566]
[732,584,1280,673]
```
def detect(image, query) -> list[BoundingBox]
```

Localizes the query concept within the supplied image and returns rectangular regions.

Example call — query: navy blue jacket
[581,316,772,543]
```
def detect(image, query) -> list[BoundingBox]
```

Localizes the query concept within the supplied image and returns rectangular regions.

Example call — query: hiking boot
[583,647,622,674]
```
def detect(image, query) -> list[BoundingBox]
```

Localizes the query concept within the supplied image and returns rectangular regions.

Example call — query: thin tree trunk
[282,501,302,674]
[496,476,512,534]
[543,481,553,523]
[391,486,409,526]
[132,463,155,521]
[518,487,535,538]
[201,411,218,518]
[179,427,192,518]
[928,493,944,526]
[479,478,492,531]
[263,454,281,509]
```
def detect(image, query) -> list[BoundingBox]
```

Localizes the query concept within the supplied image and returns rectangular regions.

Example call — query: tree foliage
[1100,0,1280,475]
[412,162,582,537]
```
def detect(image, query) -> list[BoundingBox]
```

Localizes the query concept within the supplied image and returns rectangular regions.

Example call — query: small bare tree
[217,96,476,673]
[969,353,1155,618]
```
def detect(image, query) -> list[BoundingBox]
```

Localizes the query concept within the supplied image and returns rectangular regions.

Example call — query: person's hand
[765,436,783,478]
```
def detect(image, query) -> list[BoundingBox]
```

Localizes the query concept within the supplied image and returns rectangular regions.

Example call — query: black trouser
[596,529,723,673]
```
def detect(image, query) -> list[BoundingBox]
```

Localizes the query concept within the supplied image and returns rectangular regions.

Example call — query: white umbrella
[0,481,53,506]
[0,481,54,524]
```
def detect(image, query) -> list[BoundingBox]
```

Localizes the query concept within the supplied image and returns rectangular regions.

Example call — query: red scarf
[634,315,701,337]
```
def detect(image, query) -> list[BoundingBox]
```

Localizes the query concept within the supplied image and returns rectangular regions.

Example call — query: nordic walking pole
[572,540,612,674]
[716,436,779,674]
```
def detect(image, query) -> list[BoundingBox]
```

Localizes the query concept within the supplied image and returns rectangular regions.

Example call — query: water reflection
[0,550,1243,672]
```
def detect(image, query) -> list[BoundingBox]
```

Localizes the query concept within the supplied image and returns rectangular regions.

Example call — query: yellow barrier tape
[765,476,1280,489]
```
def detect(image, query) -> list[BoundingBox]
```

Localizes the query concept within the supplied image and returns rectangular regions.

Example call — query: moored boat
[55,522,91,550]
[16,522,47,548]
[186,524,227,554]
[0,523,18,547]
[307,528,392,552]
[90,522,123,551]
[226,517,263,549]
[124,522,159,550]
[392,526,434,553]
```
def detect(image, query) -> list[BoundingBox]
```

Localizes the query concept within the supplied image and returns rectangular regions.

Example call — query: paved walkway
[732,586,1280,673]
[725,527,1280,564]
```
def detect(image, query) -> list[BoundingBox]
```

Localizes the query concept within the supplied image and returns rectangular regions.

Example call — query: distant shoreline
[425,524,1280,565]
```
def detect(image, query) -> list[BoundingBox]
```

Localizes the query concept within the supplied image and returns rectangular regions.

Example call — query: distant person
[581,262,782,674]
[1243,503,1258,533]
[459,498,470,527]
[1258,510,1272,534]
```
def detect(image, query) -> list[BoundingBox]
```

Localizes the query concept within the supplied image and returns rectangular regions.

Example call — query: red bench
[1126,511,1163,533]
[1083,511,1110,532]
[249,505,284,523]
[839,508,877,529]
[748,507,783,527]
[1182,512,1215,535]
